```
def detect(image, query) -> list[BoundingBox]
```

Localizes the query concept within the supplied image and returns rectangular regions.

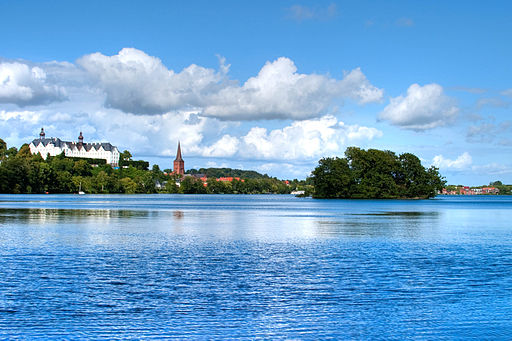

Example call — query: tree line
[1,139,446,198]
[0,139,291,194]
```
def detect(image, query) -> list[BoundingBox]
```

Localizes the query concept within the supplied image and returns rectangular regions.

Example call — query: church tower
[173,141,185,175]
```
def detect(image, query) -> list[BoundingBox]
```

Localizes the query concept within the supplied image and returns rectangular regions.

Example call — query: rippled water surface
[0,194,511,339]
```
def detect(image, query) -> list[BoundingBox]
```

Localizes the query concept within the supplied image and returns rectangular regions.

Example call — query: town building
[29,128,120,166]
[173,141,185,175]
[440,186,500,195]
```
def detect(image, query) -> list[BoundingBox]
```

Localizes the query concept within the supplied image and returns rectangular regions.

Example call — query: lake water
[0,194,511,339]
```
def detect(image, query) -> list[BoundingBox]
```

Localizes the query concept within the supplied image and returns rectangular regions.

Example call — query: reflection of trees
[0,208,151,223]
[315,211,440,238]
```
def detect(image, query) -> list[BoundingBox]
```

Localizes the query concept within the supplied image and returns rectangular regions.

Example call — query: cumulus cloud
[0,109,41,123]
[202,135,240,157]
[0,62,67,106]
[0,49,383,121]
[194,115,383,161]
[77,48,225,115]
[4,106,382,168]
[432,152,472,170]
[379,83,458,130]
[78,49,382,120]
[203,58,383,120]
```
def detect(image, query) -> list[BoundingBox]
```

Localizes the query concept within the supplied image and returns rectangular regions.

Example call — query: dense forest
[311,147,445,199]
[0,139,292,194]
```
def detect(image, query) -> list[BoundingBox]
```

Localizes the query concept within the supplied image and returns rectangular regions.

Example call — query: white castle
[29,128,120,166]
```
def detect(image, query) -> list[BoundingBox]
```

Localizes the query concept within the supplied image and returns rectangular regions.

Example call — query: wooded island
[310,147,445,199]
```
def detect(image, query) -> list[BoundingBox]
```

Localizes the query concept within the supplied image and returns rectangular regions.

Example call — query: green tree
[311,157,353,198]
[0,138,6,160]
[120,177,137,194]
[73,160,93,177]
[311,147,445,199]
[164,180,179,193]
[207,179,228,194]
[95,171,109,193]
[179,176,207,194]
[16,144,32,158]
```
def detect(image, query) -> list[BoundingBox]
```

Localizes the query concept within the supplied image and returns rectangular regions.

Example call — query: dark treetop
[311,147,445,199]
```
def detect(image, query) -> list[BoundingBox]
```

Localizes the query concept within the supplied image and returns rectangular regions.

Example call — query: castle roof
[31,138,117,152]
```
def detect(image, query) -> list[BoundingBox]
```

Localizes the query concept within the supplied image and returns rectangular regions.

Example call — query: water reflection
[351,211,440,217]
[173,210,184,219]
[0,206,444,242]
[0,208,150,221]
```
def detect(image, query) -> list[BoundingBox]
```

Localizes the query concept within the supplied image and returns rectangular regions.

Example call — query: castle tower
[173,141,185,175]
[78,131,84,148]
[39,128,45,139]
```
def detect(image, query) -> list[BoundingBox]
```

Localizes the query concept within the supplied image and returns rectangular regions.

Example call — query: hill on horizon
[186,167,271,179]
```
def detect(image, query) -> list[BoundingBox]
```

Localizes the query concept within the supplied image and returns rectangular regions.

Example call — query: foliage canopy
[311,147,445,199]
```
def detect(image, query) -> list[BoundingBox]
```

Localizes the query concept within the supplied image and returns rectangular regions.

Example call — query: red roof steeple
[174,141,183,162]
[173,141,185,175]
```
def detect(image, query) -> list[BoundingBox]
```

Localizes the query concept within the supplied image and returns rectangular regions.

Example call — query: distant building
[173,141,185,175]
[216,177,243,182]
[29,128,120,166]
[440,185,500,195]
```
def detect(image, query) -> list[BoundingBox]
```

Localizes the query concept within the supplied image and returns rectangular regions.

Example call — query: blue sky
[1,1,512,184]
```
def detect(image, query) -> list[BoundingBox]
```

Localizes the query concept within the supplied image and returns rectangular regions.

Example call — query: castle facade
[29,128,120,166]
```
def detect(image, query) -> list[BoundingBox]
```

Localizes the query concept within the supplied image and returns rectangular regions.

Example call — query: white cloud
[0,107,218,158]
[379,83,458,130]
[203,58,383,120]
[78,49,382,120]
[432,152,472,170]
[0,109,40,123]
[255,162,308,178]
[196,115,382,161]
[77,48,224,115]
[201,135,240,157]
[0,49,383,122]
[0,62,66,106]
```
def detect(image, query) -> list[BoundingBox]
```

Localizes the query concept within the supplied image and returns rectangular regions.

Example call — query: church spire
[175,141,183,162]
[39,127,45,139]
[173,141,185,175]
